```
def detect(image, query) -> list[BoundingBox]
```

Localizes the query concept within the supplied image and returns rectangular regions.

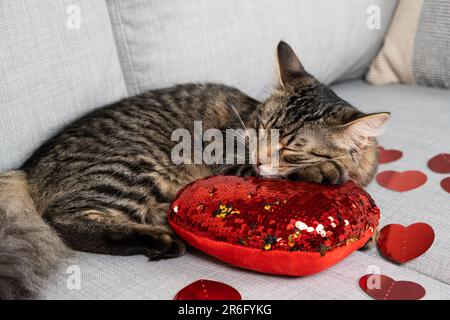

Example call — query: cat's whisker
[224,127,248,142]
[226,102,248,132]
[279,145,380,168]
[281,163,319,168]
[255,114,267,129]
[223,125,251,148]
[323,145,379,162]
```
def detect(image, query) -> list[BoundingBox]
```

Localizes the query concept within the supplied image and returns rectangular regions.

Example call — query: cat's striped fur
[0,42,388,299]
[22,83,257,258]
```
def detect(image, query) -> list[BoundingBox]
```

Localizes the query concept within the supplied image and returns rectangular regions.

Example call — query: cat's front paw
[144,235,186,261]
[219,164,259,177]
[359,228,379,251]
[288,161,348,185]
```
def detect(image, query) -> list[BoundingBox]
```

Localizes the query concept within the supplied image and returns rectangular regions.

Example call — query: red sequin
[169,176,380,254]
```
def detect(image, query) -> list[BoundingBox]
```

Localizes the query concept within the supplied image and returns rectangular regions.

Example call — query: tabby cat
[0,42,389,299]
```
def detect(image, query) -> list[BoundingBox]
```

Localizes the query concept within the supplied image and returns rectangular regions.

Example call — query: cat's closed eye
[310,151,332,159]
[283,155,309,164]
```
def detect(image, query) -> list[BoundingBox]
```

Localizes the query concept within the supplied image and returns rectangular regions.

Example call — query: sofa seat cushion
[42,250,450,300]
[41,80,450,299]
[332,80,450,285]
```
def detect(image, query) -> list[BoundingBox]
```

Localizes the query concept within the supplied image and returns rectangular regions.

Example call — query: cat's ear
[340,112,390,147]
[276,41,307,87]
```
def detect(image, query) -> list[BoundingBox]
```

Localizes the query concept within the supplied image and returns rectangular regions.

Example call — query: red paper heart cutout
[378,146,403,164]
[428,153,450,174]
[377,223,434,263]
[359,274,425,300]
[376,170,427,192]
[441,177,450,194]
[174,279,242,300]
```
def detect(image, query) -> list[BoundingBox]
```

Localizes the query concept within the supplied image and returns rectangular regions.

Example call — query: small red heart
[428,153,450,174]
[377,223,434,263]
[376,170,427,192]
[359,274,425,300]
[174,279,242,300]
[441,177,450,194]
[378,146,403,164]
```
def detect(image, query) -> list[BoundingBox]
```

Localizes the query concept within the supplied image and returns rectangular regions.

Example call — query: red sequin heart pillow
[169,175,380,276]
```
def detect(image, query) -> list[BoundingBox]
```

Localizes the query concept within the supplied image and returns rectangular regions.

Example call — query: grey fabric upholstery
[41,81,450,299]
[332,81,450,285]
[413,0,450,88]
[0,0,127,171]
[42,250,450,300]
[106,0,397,98]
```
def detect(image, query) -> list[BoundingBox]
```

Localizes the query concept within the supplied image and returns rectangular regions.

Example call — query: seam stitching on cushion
[359,250,450,286]
[100,0,129,97]
[108,0,139,96]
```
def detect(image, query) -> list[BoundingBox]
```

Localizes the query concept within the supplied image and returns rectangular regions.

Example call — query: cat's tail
[0,170,69,300]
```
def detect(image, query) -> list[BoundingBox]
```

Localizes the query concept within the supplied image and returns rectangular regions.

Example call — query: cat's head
[253,41,389,186]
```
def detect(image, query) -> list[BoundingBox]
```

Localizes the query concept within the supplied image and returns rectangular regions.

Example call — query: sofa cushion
[42,250,450,299]
[367,0,450,88]
[106,0,397,98]
[0,0,127,172]
[332,80,450,285]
